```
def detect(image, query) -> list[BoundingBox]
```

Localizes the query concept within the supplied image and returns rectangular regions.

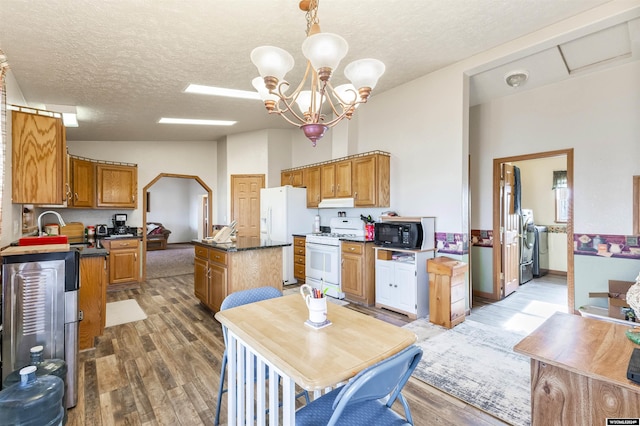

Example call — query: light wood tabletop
[514,311,639,391]
[215,293,417,391]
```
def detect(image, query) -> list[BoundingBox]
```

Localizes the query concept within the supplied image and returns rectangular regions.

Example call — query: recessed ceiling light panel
[159,117,236,126]
[185,84,260,100]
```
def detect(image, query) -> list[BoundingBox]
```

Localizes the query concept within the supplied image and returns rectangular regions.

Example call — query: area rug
[105,299,147,327]
[406,318,531,426]
[146,244,194,279]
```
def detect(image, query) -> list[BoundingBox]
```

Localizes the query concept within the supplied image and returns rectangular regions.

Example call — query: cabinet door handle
[350,247,355,251]
[389,283,392,287]
[132,195,135,203]
[74,192,79,201]
[337,184,340,192]
[134,253,137,260]
[354,191,358,200]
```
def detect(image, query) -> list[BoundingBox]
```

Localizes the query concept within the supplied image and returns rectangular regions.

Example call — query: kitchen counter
[193,237,291,252]
[291,233,375,244]
[10,238,109,257]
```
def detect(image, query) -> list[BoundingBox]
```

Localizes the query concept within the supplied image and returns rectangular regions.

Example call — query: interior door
[230,175,264,243]
[501,163,520,297]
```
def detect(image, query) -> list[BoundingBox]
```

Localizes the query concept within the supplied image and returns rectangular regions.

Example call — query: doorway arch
[142,173,213,281]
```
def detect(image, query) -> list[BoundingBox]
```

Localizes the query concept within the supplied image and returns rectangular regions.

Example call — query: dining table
[215,293,418,425]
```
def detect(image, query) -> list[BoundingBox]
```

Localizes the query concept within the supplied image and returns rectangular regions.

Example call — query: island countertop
[192,237,290,252]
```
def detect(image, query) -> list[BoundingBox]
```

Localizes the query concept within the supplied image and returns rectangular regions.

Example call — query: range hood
[317,197,355,209]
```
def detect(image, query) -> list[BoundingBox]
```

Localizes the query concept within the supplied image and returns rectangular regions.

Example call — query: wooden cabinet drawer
[294,245,306,256]
[294,237,306,248]
[294,264,306,279]
[451,299,465,321]
[451,283,465,303]
[109,238,139,249]
[194,245,208,259]
[342,242,363,255]
[209,249,227,265]
[294,254,306,265]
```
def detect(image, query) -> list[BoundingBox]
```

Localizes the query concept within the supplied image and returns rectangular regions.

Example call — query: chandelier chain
[305,0,319,36]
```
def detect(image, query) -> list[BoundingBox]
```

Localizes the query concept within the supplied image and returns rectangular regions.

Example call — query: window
[553,170,568,223]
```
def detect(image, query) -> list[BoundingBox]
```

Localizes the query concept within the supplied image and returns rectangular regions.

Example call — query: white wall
[470,60,640,306]
[147,177,206,242]
[513,157,567,227]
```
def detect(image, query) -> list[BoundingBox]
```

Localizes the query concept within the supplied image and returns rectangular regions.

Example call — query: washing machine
[520,209,535,284]
[533,226,549,277]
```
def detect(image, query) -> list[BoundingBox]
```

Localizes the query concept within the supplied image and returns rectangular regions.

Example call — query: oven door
[305,242,340,286]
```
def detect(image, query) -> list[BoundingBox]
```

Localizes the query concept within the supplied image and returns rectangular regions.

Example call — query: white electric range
[305,217,365,299]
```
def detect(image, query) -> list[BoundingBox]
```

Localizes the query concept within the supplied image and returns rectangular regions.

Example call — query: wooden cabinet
[104,238,140,286]
[293,236,306,283]
[69,157,95,208]
[281,151,389,208]
[193,242,282,312]
[353,154,390,207]
[341,241,375,306]
[78,254,108,350]
[321,160,352,199]
[375,248,433,319]
[194,245,228,312]
[427,256,468,329]
[96,164,138,208]
[281,170,304,187]
[304,166,321,208]
[12,110,68,205]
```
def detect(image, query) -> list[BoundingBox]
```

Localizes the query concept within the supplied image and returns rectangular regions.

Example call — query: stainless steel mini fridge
[1,248,80,408]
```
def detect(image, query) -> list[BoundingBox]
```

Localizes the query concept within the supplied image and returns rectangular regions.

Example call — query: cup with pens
[300,284,330,328]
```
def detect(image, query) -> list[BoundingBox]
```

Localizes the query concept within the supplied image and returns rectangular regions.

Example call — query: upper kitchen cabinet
[353,153,390,207]
[304,166,321,208]
[321,160,352,199]
[96,163,138,208]
[12,109,68,205]
[69,157,95,208]
[281,169,304,187]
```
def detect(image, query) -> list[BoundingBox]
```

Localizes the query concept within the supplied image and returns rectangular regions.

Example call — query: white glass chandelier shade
[250,46,295,84]
[344,58,386,91]
[301,33,348,76]
[295,90,325,114]
[251,77,279,102]
[333,84,358,106]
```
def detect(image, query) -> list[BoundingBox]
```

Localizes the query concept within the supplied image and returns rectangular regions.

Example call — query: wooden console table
[514,312,640,425]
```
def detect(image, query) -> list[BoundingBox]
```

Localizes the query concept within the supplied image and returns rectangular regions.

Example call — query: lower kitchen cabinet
[374,248,434,319]
[293,236,306,284]
[102,238,141,287]
[341,241,375,306]
[194,244,227,312]
[193,242,283,313]
[78,255,108,350]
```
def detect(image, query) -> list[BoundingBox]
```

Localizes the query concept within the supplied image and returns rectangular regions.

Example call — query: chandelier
[251,0,385,146]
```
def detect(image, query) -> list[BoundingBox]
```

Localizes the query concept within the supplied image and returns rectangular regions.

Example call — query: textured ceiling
[0,0,622,142]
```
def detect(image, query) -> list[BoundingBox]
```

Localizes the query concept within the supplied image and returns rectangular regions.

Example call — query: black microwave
[374,222,423,249]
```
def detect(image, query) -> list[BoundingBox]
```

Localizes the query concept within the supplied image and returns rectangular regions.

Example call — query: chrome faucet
[37,211,67,236]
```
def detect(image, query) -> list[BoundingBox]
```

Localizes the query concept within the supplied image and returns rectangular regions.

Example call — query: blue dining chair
[295,345,423,426]
[214,286,309,426]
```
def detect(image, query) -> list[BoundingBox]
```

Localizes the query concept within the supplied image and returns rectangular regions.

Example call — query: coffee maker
[112,213,128,235]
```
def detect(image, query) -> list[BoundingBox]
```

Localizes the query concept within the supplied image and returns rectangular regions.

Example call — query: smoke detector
[504,70,529,88]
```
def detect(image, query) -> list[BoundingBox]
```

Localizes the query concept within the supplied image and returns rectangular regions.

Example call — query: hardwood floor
[65,273,567,425]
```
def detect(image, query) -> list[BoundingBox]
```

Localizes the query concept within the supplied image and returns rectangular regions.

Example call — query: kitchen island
[193,237,290,312]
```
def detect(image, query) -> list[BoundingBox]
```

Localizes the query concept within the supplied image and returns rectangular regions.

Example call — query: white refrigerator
[260,186,315,285]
